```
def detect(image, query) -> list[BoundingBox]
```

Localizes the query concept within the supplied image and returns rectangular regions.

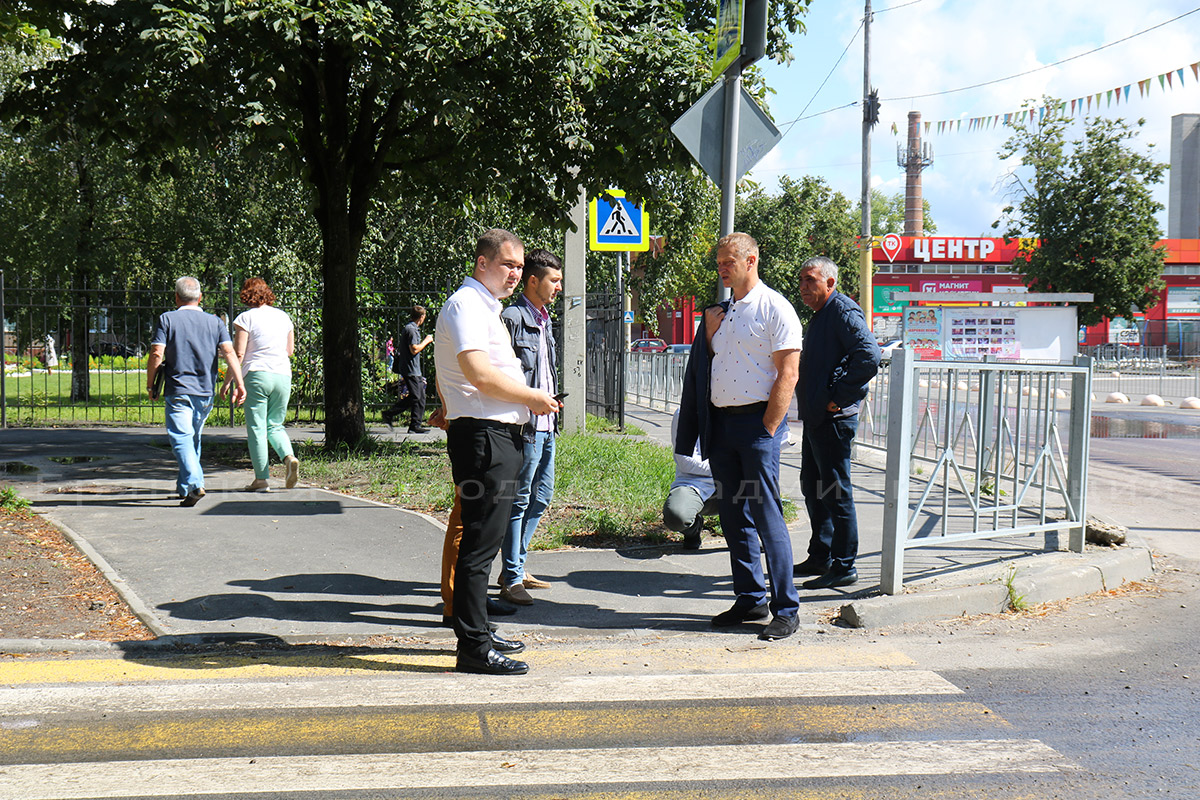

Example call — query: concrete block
[1008,563,1104,606]
[1141,394,1166,406]
[1094,546,1154,589]
[838,584,1008,628]
[1106,392,1130,403]
[1181,396,1200,409]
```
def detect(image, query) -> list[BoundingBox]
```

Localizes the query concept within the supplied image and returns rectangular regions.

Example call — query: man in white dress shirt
[435,228,560,675]
[704,232,803,641]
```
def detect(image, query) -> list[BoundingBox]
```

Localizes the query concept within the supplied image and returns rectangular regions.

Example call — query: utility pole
[718,61,741,303]
[860,0,877,333]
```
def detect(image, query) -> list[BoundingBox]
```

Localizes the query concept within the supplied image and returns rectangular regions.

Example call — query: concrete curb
[838,546,1155,629]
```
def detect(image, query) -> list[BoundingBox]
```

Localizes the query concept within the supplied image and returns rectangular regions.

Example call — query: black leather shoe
[758,614,800,641]
[712,601,769,628]
[490,632,526,654]
[793,558,832,577]
[456,649,529,675]
[408,425,430,434]
[487,597,518,616]
[381,411,395,430]
[802,567,859,590]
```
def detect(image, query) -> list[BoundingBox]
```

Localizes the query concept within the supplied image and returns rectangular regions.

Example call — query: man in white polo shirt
[435,228,560,675]
[705,232,803,641]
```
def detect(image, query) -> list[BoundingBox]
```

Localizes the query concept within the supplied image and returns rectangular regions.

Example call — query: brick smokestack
[904,111,925,236]
[897,111,934,236]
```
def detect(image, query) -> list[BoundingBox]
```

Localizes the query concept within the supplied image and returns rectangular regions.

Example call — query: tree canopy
[994,98,1166,327]
[2,0,812,445]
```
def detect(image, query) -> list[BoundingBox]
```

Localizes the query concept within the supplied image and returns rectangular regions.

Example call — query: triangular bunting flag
[1071,98,1077,115]
[1123,85,1131,101]
[1086,95,1092,111]
[1106,89,1113,107]
[1159,74,1166,90]
[1192,62,1199,81]
[955,120,961,132]
[1167,71,1174,88]
[1113,87,1120,105]
[1178,68,1185,86]
[891,121,898,134]
[924,121,931,135]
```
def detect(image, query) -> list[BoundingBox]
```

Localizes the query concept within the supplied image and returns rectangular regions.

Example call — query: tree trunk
[321,204,366,447]
[69,152,94,403]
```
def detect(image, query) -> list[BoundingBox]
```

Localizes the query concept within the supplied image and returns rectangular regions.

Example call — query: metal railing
[874,350,1092,593]
[0,271,445,427]
[625,351,688,412]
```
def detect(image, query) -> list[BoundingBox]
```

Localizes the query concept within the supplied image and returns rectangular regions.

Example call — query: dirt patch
[0,509,154,645]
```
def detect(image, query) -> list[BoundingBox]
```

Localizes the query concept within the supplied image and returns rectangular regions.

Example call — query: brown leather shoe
[522,574,551,590]
[499,583,534,606]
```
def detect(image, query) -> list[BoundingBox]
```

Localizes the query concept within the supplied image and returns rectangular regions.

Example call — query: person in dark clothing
[383,306,434,433]
[792,256,881,590]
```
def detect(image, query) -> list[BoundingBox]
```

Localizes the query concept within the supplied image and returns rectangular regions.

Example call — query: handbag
[151,361,168,399]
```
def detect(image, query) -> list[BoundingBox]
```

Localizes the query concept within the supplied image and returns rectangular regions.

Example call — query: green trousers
[244,370,294,479]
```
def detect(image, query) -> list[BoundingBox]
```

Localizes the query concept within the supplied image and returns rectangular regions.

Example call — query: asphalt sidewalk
[0,401,1187,651]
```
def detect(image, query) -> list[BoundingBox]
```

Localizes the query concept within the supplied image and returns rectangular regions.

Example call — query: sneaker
[522,574,551,590]
[499,582,534,606]
[758,614,800,641]
[246,478,271,492]
[284,456,299,489]
[802,567,859,590]
[711,601,769,628]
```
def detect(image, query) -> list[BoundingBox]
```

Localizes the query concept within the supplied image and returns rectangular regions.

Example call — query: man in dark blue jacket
[793,256,881,590]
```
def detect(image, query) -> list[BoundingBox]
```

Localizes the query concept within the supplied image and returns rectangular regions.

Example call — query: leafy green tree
[736,175,860,312]
[853,188,936,237]
[3,0,812,445]
[994,98,1166,326]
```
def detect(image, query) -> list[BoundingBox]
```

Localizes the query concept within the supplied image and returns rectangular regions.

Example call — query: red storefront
[870,236,1200,355]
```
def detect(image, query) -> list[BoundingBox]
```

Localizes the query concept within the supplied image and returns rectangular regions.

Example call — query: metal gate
[585,291,623,427]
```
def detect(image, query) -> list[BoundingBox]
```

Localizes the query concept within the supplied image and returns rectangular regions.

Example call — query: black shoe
[759,614,800,641]
[793,558,832,577]
[487,597,518,616]
[456,649,529,675]
[408,425,431,434]
[179,488,204,508]
[712,601,769,628]
[802,567,859,590]
[490,632,526,654]
[381,410,396,430]
[680,519,702,550]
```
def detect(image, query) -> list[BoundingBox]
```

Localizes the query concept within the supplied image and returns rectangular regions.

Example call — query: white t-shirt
[435,277,530,424]
[710,280,803,407]
[233,305,294,375]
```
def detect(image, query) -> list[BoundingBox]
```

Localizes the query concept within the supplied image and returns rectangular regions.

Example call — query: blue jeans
[165,394,213,498]
[709,409,799,618]
[501,431,555,586]
[801,417,860,570]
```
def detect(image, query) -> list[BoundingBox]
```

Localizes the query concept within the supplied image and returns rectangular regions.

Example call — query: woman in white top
[224,277,299,491]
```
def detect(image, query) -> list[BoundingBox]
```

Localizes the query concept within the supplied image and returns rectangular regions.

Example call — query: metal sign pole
[718,63,742,303]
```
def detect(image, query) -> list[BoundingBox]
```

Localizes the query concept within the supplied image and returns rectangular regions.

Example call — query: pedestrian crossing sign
[589,190,650,252]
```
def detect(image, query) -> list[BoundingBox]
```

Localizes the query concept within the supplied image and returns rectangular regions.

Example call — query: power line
[781,19,864,138]
[882,5,1200,101]
[875,0,927,13]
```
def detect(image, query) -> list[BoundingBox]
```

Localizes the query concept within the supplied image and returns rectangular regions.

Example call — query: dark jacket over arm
[797,291,881,424]
[675,302,728,461]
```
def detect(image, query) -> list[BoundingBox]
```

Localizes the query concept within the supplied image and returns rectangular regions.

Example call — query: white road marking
[0,670,962,716]
[0,740,1064,799]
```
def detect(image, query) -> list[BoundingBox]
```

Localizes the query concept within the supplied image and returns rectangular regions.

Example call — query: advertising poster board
[903,308,943,359]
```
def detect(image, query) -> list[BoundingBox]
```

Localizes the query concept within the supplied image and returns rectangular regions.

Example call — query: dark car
[89,341,144,358]
[630,338,667,353]
[664,343,692,354]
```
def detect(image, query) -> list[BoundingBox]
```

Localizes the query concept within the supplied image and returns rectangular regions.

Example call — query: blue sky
[750,0,1200,238]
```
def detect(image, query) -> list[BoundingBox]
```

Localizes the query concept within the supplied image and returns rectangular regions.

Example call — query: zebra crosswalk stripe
[0,740,1065,800]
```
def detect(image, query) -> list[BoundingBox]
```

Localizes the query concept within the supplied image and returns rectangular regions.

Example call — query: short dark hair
[409,305,426,322]
[474,228,523,262]
[523,249,562,283]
